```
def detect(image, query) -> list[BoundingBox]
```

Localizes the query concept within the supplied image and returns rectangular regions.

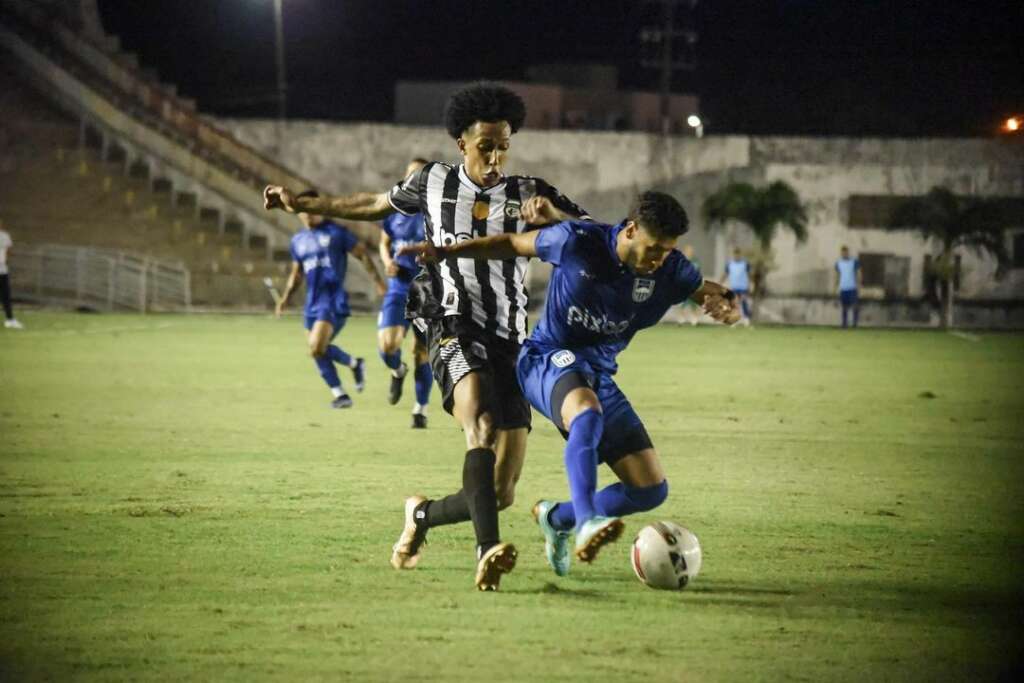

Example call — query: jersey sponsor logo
[504,199,521,219]
[567,305,631,336]
[438,231,473,246]
[302,255,332,273]
[632,278,656,303]
[551,349,576,368]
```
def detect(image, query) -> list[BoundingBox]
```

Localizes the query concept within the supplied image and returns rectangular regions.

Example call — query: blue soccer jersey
[289,221,359,319]
[530,221,704,374]
[725,258,750,291]
[382,212,425,277]
[836,258,859,291]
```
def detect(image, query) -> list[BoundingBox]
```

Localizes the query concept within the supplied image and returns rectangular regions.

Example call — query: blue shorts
[304,305,348,340]
[378,277,412,330]
[517,342,651,464]
[732,288,749,296]
[840,289,859,306]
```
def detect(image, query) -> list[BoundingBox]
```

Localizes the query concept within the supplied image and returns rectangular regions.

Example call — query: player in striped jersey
[263,83,589,590]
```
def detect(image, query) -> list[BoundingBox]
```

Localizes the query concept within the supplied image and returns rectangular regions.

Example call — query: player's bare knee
[495,485,516,510]
[309,343,327,359]
[463,414,496,449]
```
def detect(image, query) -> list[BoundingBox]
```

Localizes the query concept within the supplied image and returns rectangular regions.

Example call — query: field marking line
[948,330,981,342]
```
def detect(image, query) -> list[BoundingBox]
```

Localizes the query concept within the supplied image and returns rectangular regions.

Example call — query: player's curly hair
[444,82,527,139]
[629,191,689,238]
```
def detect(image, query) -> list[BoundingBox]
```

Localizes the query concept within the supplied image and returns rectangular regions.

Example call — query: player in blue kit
[377,159,433,427]
[834,245,861,328]
[401,191,741,574]
[277,192,386,408]
[721,247,752,325]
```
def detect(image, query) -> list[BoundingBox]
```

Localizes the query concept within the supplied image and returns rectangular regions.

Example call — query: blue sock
[314,354,341,389]
[741,298,751,318]
[548,480,669,532]
[327,345,352,368]
[563,409,603,531]
[853,306,859,327]
[414,361,432,405]
[379,349,402,371]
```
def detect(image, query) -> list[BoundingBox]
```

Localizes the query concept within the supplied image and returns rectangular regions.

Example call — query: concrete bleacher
[0,66,292,308]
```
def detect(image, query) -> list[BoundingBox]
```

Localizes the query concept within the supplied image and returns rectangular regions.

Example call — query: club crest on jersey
[504,199,521,220]
[632,278,656,302]
[317,234,331,248]
[551,350,576,368]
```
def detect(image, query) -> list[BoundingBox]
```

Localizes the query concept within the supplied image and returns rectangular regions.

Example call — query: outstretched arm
[276,260,303,317]
[378,232,399,278]
[351,242,387,296]
[399,231,540,264]
[264,185,395,222]
[689,279,742,325]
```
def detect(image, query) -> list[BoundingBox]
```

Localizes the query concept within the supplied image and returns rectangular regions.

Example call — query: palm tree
[702,181,808,296]
[888,186,1013,328]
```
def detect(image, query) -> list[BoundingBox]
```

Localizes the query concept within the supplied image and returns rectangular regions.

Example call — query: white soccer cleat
[390,495,428,570]
[4,318,23,329]
[475,542,518,591]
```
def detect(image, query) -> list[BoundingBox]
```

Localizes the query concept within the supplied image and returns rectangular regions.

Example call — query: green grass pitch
[1,312,1022,681]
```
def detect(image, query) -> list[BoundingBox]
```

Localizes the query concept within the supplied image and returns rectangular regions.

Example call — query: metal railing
[9,244,191,312]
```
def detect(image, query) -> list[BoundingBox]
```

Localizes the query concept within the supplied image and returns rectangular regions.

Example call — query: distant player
[402,191,740,574]
[377,158,433,428]
[276,193,386,408]
[0,218,23,330]
[264,83,590,590]
[721,247,752,325]
[835,245,861,328]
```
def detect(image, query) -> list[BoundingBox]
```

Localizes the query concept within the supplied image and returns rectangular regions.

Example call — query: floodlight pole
[273,0,287,156]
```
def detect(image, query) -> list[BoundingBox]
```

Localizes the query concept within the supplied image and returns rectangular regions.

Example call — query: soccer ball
[631,521,702,590]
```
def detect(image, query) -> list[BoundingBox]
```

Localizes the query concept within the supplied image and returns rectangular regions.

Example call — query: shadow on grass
[687,577,1024,626]
[504,582,610,600]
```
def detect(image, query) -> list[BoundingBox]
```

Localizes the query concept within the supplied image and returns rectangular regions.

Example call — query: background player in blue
[834,245,862,328]
[402,191,741,574]
[276,191,386,408]
[377,159,432,428]
[721,247,753,325]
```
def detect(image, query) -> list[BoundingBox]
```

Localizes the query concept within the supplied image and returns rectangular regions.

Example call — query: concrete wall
[220,118,1024,305]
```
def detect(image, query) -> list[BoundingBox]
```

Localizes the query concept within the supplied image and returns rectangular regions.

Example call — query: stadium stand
[0,0,379,310]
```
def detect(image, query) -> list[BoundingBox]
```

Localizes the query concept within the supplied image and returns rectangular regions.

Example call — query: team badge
[632,278,656,303]
[317,234,331,248]
[551,350,576,368]
[504,199,521,220]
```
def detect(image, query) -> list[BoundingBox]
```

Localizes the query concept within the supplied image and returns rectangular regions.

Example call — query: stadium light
[687,114,704,138]
[1002,116,1021,133]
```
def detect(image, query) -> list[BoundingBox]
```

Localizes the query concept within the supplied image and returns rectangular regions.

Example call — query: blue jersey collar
[607,221,628,272]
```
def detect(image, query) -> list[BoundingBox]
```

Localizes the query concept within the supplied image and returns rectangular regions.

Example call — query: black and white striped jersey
[387,162,589,343]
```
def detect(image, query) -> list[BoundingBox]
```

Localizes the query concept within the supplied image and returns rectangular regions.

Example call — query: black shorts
[426,316,531,431]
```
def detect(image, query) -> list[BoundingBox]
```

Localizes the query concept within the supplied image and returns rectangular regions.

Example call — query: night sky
[97,0,1023,137]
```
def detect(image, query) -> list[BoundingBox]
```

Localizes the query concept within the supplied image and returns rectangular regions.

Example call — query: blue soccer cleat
[574,516,624,563]
[352,357,366,392]
[532,500,571,576]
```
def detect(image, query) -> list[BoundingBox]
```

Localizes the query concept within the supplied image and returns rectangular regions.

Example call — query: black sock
[418,491,471,529]
[462,447,499,556]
